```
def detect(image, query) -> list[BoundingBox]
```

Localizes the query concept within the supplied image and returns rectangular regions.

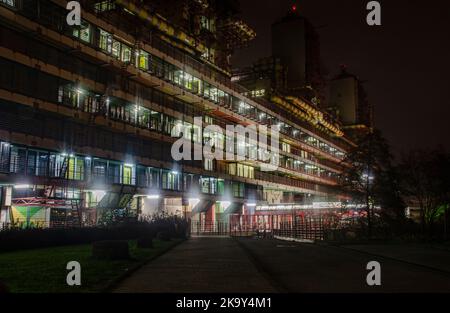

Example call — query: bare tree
[399,148,450,236]
[340,130,401,238]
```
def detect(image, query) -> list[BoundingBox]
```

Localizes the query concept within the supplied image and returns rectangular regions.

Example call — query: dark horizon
[233,0,450,158]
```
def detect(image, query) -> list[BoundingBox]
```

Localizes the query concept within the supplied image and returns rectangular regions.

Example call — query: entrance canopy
[224,202,243,214]
[192,200,214,213]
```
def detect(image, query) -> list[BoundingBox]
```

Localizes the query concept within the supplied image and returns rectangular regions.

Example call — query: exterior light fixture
[91,190,106,199]
[147,195,159,199]
[362,173,375,180]
[220,201,231,210]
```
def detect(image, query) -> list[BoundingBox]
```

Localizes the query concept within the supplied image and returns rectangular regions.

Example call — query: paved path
[237,238,450,293]
[344,243,450,272]
[115,237,450,293]
[114,237,276,293]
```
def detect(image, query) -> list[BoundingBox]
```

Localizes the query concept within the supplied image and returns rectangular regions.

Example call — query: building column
[205,202,215,230]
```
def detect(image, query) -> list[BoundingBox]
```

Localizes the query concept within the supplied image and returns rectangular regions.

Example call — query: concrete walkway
[237,238,450,293]
[114,237,276,293]
[114,237,450,293]
[345,243,450,273]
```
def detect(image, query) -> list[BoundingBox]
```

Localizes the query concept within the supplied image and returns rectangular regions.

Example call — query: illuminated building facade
[0,0,364,229]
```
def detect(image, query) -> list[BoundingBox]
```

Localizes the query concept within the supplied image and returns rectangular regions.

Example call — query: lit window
[183,122,193,140]
[121,44,132,63]
[204,159,214,171]
[200,16,215,32]
[108,39,132,63]
[203,83,219,102]
[112,40,121,59]
[66,156,85,181]
[204,116,213,124]
[251,89,265,97]
[99,29,112,53]
[138,51,149,70]
[94,1,116,12]
[201,177,210,194]
[72,20,91,43]
[230,164,254,179]
[201,48,215,62]
[282,142,291,153]
[228,163,236,176]
[192,124,201,143]
[174,70,183,86]
[122,164,134,185]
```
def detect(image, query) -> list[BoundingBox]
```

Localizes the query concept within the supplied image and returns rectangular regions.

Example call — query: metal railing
[1,220,50,230]
[273,219,324,241]
[189,214,338,241]
[191,221,229,236]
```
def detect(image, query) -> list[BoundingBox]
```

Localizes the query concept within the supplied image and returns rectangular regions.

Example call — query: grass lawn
[0,239,182,293]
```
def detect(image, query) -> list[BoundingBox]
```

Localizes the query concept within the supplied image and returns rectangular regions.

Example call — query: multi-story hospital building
[0,0,372,229]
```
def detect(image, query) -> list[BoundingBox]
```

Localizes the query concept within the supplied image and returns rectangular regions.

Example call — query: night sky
[233,0,450,158]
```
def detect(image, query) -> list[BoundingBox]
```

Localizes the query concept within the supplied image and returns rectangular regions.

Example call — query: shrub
[156,231,171,241]
[92,240,130,260]
[0,280,9,293]
[0,217,188,253]
[136,236,153,249]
